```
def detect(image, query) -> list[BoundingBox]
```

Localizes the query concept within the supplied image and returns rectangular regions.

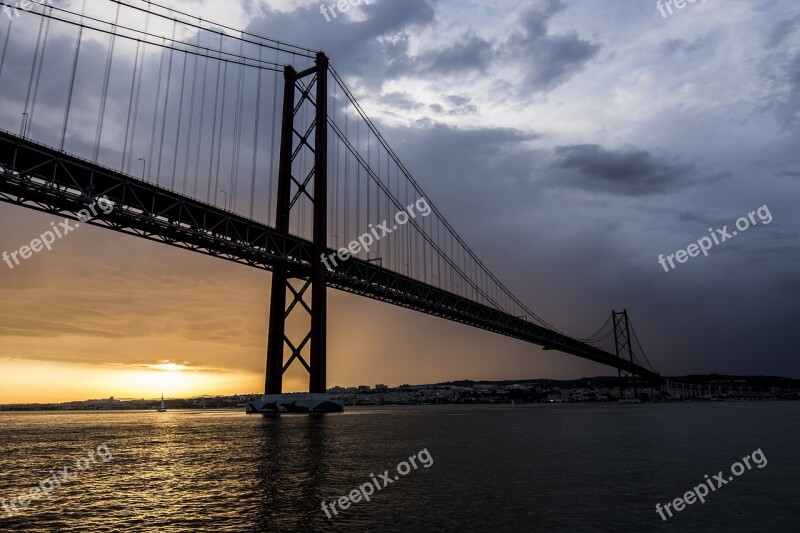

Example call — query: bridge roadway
[0,129,662,382]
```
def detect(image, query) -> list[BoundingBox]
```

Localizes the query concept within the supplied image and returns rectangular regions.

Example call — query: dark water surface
[0,403,797,532]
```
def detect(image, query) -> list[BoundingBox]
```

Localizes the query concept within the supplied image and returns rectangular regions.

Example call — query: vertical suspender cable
[237,38,246,208]
[123,5,150,174]
[344,109,349,243]
[26,7,53,142]
[249,45,263,219]
[437,218,442,289]
[420,163,427,281]
[22,13,46,137]
[183,24,201,195]
[393,163,398,270]
[386,148,390,261]
[93,2,120,162]
[213,58,228,205]
[170,42,189,190]
[207,33,223,203]
[376,136,380,259]
[192,26,208,198]
[155,19,177,186]
[60,0,87,151]
[148,40,168,181]
[0,17,13,84]
[332,79,338,244]
[230,36,245,210]
[356,119,360,243]
[267,48,279,225]
[230,45,240,208]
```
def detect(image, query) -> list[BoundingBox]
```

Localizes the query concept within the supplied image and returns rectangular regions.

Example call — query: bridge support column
[265,53,329,395]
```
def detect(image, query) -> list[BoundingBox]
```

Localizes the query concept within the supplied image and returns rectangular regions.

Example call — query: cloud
[418,32,493,74]
[659,35,711,56]
[765,13,800,49]
[423,94,478,116]
[777,169,800,179]
[244,0,436,89]
[503,0,600,92]
[384,122,541,190]
[382,91,425,110]
[552,144,692,196]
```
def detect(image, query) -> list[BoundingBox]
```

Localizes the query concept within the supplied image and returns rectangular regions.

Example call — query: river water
[0,402,797,532]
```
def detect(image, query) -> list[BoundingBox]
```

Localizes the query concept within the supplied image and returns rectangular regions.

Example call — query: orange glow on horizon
[0,358,264,404]
[0,209,599,405]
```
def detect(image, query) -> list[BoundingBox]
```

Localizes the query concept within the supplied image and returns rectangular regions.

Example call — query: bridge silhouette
[0,0,661,408]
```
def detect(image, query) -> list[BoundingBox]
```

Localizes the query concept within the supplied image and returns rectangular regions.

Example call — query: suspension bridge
[0,0,662,413]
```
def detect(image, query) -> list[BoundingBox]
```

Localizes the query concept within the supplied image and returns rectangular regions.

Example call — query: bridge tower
[612,309,638,400]
[260,52,338,410]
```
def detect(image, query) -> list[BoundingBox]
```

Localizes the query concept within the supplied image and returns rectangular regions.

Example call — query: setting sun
[150,362,192,372]
[0,358,262,404]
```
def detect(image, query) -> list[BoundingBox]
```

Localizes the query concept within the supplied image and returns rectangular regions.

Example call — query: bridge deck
[0,129,661,382]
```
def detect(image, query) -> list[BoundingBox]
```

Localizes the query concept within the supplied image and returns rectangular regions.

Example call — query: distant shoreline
[1,400,798,413]
[2,374,797,411]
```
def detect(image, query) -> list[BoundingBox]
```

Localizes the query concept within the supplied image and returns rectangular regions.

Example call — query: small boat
[156,394,167,412]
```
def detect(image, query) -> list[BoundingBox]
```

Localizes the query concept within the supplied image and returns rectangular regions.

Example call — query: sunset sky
[1,0,799,403]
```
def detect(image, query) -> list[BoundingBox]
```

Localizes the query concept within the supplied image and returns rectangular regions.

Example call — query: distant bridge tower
[613,309,638,399]
[265,53,329,395]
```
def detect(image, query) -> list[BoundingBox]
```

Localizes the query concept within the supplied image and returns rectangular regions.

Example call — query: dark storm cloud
[382,91,424,110]
[423,94,478,116]
[765,13,800,49]
[373,120,544,233]
[244,0,435,88]
[777,169,800,179]
[552,144,692,196]
[444,103,477,116]
[245,2,493,102]
[247,0,599,98]
[417,32,493,74]
[383,122,540,189]
[759,9,800,133]
[503,0,599,92]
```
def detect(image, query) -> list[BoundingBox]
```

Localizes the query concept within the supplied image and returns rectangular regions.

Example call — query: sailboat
[156,394,167,412]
